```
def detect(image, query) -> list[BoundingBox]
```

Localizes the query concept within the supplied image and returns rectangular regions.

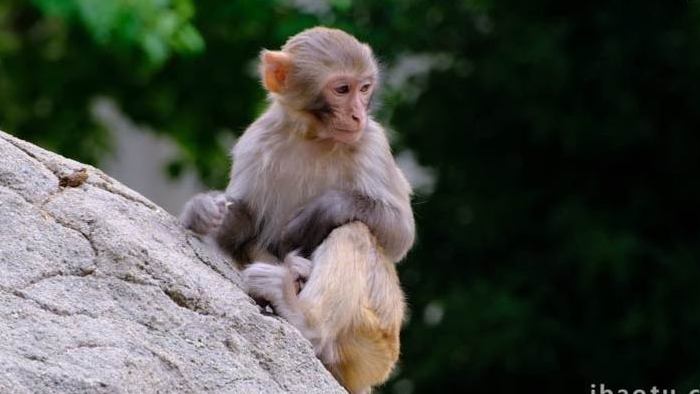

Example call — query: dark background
[2,0,700,392]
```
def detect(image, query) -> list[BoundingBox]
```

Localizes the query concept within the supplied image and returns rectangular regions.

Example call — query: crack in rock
[186,234,240,285]
[20,270,95,291]
[163,287,210,316]
[11,289,98,318]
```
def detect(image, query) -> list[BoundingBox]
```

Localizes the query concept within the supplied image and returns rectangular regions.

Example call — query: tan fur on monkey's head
[259,27,379,144]
[282,27,378,87]
[261,27,378,96]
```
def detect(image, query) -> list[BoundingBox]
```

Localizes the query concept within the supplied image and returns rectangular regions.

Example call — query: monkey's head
[260,27,379,145]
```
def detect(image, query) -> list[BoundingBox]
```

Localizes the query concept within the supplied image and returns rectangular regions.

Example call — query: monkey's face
[315,74,374,145]
[260,27,379,145]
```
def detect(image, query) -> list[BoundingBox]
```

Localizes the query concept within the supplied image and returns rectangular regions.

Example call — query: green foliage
[31,0,204,65]
[2,0,700,392]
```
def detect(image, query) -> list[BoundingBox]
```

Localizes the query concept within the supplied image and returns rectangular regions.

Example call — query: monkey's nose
[351,114,361,123]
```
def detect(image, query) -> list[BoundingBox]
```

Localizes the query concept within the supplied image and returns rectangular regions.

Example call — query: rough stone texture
[0,131,344,393]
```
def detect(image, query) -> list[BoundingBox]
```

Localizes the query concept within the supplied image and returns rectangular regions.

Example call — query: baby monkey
[181,27,414,393]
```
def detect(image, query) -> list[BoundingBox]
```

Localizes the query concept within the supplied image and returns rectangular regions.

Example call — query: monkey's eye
[360,84,372,93]
[334,85,350,94]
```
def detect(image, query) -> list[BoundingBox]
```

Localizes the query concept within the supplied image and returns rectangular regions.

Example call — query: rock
[0,131,344,393]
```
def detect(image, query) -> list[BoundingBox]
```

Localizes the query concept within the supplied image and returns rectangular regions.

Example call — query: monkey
[180,27,414,392]
[181,27,414,264]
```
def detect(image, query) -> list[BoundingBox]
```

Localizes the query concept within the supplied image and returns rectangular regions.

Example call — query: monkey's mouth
[334,127,361,134]
[332,127,363,144]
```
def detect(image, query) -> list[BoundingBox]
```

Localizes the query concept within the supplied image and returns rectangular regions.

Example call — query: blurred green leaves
[31,0,203,65]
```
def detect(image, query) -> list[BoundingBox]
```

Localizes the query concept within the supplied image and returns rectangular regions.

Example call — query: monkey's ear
[261,50,292,93]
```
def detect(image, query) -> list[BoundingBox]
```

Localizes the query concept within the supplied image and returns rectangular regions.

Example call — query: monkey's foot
[242,262,290,305]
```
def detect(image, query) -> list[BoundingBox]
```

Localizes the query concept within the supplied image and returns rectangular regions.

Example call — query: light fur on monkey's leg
[255,222,404,394]
[299,222,403,393]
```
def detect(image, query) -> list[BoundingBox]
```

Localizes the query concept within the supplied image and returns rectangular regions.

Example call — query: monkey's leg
[300,222,403,393]
[244,223,369,358]
[244,222,403,393]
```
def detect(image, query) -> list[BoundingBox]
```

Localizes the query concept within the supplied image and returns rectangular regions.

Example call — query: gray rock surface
[0,131,344,393]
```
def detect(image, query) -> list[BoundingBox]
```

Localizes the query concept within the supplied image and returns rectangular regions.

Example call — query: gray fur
[278,189,413,261]
[214,199,257,263]
[179,191,227,235]
[181,27,415,265]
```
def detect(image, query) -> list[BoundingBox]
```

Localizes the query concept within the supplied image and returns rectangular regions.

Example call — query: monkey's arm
[279,189,415,262]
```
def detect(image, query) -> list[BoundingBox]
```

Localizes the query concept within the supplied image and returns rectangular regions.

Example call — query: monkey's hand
[180,192,228,235]
[279,190,353,258]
